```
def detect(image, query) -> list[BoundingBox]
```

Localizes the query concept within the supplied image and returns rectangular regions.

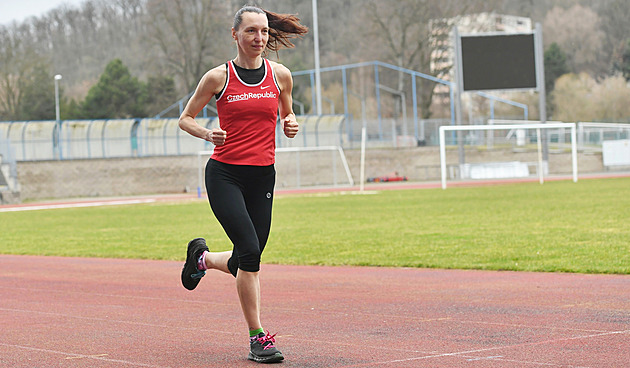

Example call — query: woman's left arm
[275,63,299,138]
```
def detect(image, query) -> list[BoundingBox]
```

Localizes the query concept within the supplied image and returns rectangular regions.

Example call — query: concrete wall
[13,147,605,202]
[16,156,199,201]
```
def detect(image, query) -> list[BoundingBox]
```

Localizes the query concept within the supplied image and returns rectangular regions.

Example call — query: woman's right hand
[206,128,227,146]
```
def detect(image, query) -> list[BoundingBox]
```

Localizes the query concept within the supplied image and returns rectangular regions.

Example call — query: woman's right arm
[178,65,227,145]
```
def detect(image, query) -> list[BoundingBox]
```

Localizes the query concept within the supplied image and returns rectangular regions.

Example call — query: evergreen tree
[144,75,177,117]
[62,99,83,120]
[544,42,570,93]
[18,63,56,121]
[622,39,630,81]
[81,59,146,119]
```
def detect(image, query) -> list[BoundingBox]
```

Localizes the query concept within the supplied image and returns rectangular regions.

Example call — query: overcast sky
[0,0,85,25]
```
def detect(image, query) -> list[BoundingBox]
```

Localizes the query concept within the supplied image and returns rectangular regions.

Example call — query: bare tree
[144,0,232,94]
[19,0,149,99]
[360,0,489,119]
[595,0,630,73]
[543,5,606,76]
[553,72,630,121]
[4,0,628,121]
[0,25,44,119]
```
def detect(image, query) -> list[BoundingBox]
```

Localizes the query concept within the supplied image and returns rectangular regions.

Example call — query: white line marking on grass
[279,190,379,198]
[0,199,156,212]
[0,342,170,367]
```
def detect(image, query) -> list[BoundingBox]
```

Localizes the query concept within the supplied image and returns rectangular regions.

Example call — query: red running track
[0,255,628,367]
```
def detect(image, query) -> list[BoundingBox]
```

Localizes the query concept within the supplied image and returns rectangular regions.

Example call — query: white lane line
[0,342,170,367]
[0,199,156,212]
[337,329,629,367]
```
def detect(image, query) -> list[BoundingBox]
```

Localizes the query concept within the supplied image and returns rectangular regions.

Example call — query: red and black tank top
[212,59,280,166]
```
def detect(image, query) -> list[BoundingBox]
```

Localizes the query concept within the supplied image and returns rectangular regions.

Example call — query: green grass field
[1,177,629,274]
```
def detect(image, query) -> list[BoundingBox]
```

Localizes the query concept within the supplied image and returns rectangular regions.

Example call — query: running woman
[178,5,307,364]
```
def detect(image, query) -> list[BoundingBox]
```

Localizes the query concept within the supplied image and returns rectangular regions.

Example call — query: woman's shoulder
[198,63,228,95]
[205,63,228,82]
[268,60,291,80]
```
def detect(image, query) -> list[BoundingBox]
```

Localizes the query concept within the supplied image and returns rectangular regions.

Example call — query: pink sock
[197,251,208,271]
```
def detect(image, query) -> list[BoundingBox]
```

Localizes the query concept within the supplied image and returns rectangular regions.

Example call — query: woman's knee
[238,251,261,273]
[228,248,261,276]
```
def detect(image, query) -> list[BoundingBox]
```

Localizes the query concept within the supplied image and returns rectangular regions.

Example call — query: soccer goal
[439,121,578,189]
[197,146,354,197]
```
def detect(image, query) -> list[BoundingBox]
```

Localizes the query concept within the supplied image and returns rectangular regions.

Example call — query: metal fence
[0,118,215,161]
[577,122,630,150]
[0,115,348,162]
[2,117,629,163]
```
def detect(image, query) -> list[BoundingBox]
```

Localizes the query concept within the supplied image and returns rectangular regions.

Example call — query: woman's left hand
[283,115,299,138]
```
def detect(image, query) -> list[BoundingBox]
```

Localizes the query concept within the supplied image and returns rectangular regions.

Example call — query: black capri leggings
[205,159,275,277]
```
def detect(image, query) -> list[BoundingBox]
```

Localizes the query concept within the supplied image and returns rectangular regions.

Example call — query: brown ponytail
[264,10,309,52]
[233,5,308,54]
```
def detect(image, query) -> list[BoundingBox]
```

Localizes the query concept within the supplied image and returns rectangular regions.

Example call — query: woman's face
[233,12,269,57]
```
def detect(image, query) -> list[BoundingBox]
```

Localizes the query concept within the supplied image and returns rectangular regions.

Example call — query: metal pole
[377,84,408,137]
[374,65,382,140]
[342,68,351,145]
[453,27,465,167]
[349,91,367,192]
[310,72,316,111]
[536,128,544,184]
[312,0,323,115]
[322,96,335,114]
[535,23,548,160]
[360,97,367,192]
[412,75,420,142]
[401,92,407,137]
[293,99,305,116]
[439,126,447,189]
[54,75,62,121]
[54,74,62,160]
[571,123,578,183]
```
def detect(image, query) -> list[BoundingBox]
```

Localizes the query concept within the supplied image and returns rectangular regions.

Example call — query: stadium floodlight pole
[54,75,62,121]
[54,74,62,160]
[312,0,323,115]
[453,26,466,166]
[534,22,548,161]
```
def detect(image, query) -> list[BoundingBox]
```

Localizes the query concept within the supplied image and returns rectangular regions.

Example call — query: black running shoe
[181,238,209,291]
[248,331,284,364]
